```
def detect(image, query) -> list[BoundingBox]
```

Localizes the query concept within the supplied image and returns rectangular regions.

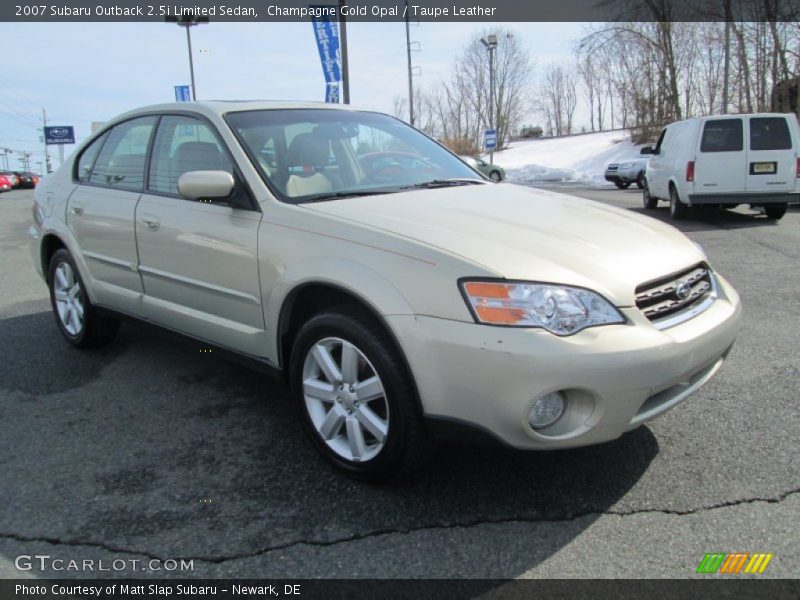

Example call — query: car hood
[303,184,704,306]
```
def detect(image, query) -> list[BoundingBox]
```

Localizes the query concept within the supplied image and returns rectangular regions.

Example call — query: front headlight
[461,280,625,336]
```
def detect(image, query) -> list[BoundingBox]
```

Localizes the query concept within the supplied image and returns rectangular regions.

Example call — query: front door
[135,115,266,356]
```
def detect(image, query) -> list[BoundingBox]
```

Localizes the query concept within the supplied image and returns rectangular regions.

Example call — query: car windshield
[225,109,483,203]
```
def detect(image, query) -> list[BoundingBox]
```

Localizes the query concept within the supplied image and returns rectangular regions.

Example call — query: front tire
[614,181,631,190]
[289,308,431,481]
[48,249,119,348]
[763,203,787,220]
[489,170,502,182]
[669,186,688,220]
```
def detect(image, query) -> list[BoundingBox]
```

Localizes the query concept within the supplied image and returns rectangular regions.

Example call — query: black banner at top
[3,0,800,22]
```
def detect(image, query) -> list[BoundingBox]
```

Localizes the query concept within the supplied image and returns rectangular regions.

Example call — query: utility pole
[722,0,731,114]
[337,0,350,104]
[1,148,11,171]
[166,12,209,101]
[405,0,414,125]
[41,107,52,174]
[19,152,32,171]
[480,34,498,164]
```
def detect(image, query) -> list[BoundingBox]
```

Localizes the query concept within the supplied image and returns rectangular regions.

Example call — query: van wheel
[614,181,630,190]
[48,249,120,348]
[763,204,787,220]
[636,172,646,189]
[289,308,432,481]
[642,181,658,209]
[669,186,688,220]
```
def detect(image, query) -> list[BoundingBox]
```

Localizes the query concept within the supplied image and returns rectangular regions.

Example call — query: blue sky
[0,21,585,172]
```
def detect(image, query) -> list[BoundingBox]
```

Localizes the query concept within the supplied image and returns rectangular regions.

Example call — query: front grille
[607,165,619,171]
[635,263,713,323]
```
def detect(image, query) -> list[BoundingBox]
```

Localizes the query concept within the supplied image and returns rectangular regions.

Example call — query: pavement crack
[2,487,797,566]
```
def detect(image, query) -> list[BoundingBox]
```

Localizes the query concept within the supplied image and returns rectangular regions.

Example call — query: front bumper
[388,273,741,450]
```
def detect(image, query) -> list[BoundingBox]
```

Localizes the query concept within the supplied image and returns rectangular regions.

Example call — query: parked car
[29,101,741,480]
[1,172,19,188]
[604,158,648,189]
[0,174,12,192]
[13,171,39,188]
[460,155,505,181]
[642,113,800,220]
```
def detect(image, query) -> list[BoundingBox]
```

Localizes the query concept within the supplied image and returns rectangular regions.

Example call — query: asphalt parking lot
[0,185,798,579]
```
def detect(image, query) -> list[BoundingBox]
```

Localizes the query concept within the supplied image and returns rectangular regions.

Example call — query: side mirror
[640,146,654,155]
[178,170,236,203]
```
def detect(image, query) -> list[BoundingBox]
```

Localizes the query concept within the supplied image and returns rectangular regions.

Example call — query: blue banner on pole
[311,7,341,102]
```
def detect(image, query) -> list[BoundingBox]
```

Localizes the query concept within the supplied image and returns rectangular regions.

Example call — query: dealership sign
[44,126,75,145]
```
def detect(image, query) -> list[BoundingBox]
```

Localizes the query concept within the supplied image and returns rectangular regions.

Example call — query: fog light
[528,392,566,429]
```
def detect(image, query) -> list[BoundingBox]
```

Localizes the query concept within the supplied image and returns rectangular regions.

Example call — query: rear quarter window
[749,117,792,151]
[700,119,743,152]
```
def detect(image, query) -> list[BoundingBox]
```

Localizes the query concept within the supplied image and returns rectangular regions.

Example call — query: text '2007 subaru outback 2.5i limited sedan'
[29,101,742,480]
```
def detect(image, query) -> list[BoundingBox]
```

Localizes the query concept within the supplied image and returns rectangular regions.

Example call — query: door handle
[140,214,160,231]
[69,205,84,216]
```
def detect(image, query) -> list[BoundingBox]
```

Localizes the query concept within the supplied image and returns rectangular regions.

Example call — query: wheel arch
[40,233,68,282]
[276,280,424,414]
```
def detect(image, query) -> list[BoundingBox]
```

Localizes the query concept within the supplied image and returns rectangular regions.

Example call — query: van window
[654,128,667,153]
[700,119,743,153]
[750,117,792,151]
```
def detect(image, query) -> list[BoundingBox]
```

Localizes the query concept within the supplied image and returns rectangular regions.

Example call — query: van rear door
[745,115,795,193]
[693,117,746,194]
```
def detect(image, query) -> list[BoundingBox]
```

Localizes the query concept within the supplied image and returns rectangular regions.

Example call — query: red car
[0,174,12,192]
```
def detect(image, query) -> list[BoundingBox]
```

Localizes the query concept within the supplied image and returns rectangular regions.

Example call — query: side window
[654,128,667,154]
[148,115,248,206]
[89,117,156,190]
[750,117,792,151]
[75,132,108,182]
[700,119,743,153]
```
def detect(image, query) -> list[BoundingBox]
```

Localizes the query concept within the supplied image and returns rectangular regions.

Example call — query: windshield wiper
[398,179,486,190]
[297,190,396,204]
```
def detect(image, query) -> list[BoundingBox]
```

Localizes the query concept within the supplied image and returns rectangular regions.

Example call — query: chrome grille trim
[635,264,716,329]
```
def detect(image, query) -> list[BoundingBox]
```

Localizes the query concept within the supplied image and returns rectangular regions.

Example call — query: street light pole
[405,0,414,125]
[166,12,209,101]
[480,34,498,165]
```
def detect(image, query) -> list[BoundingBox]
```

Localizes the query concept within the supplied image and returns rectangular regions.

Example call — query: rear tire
[48,249,119,348]
[614,181,631,190]
[763,203,787,220]
[669,186,688,220]
[289,308,432,481]
[642,180,658,209]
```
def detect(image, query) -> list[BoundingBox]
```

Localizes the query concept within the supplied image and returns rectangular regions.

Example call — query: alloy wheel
[53,262,84,336]
[302,337,389,462]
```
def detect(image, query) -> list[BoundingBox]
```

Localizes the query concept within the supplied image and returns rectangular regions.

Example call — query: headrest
[286,133,330,169]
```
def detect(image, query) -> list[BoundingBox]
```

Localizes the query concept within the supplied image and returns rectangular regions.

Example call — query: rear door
[66,116,156,314]
[694,117,746,195]
[745,115,795,193]
[135,114,265,356]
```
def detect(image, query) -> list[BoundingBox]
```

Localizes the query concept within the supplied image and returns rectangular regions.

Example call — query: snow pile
[492,130,645,185]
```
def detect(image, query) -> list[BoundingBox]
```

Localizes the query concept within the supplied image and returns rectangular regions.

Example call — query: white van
[642,113,800,220]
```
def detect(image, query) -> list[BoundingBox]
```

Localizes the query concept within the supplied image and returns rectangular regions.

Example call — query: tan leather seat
[284,133,334,197]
